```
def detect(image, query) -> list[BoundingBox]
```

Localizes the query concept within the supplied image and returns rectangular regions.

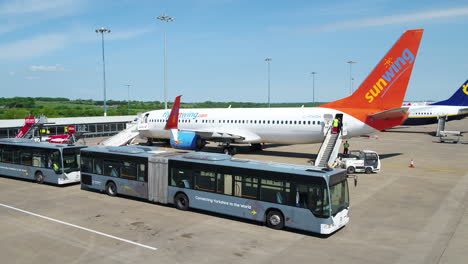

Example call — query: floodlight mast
[265,58,272,108]
[96,27,111,116]
[157,14,175,109]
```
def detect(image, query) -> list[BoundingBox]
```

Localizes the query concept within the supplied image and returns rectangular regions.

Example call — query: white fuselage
[138,107,378,144]
[407,105,465,118]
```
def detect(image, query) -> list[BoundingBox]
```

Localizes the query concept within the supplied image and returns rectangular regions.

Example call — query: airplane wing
[192,128,262,143]
[368,107,409,120]
[163,95,261,143]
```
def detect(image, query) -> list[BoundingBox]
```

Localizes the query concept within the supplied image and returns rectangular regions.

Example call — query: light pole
[157,14,175,110]
[347,60,357,95]
[95,27,111,117]
[125,84,131,115]
[265,58,272,108]
[311,72,317,105]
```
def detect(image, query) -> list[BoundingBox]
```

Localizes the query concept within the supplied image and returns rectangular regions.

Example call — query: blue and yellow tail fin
[431,79,468,106]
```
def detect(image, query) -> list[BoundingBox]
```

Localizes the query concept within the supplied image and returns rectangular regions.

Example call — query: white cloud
[0,33,69,59]
[308,6,468,32]
[0,0,81,15]
[30,64,65,72]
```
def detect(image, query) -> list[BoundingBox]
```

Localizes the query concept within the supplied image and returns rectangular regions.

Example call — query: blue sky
[1,0,468,103]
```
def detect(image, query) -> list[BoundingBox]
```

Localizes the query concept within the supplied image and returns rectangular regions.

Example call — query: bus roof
[82,145,168,158]
[83,146,346,181]
[0,138,86,150]
[166,152,345,179]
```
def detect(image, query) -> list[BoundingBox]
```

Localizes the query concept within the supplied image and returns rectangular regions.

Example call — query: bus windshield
[62,148,81,173]
[330,180,349,216]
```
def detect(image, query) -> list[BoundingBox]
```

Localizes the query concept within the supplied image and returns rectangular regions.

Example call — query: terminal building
[0,115,136,139]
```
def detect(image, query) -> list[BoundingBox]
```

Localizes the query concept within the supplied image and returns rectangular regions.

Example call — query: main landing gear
[249,143,263,152]
[222,144,237,156]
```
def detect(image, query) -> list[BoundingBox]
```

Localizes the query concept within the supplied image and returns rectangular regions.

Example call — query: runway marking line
[0,203,157,251]
[384,165,468,174]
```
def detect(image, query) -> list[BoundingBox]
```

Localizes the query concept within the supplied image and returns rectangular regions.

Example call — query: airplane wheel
[223,146,237,155]
[223,147,230,155]
[230,147,237,155]
[250,143,262,151]
[147,139,153,146]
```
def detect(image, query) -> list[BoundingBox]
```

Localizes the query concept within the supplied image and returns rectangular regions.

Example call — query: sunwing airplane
[403,79,468,125]
[137,29,424,154]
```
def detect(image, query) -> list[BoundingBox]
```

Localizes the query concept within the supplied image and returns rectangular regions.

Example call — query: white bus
[0,138,86,184]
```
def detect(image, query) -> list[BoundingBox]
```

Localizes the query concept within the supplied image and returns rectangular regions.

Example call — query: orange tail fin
[320,29,424,111]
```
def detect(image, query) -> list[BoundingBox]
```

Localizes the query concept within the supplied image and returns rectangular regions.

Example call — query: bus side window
[260,179,290,205]
[137,163,147,182]
[121,162,137,180]
[20,151,33,166]
[94,159,103,175]
[104,161,121,178]
[194,170,215,192]
[170,168,192,188]
[234,176,258,199]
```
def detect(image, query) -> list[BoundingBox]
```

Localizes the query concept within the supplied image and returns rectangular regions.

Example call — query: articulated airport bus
[80,146,350,234]
[0,138,86,184]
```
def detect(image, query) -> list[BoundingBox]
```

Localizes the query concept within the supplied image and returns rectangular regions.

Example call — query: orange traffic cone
[409,159,415,168]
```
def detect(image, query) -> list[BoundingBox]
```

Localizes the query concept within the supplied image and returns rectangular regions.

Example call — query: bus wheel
[266,210,284,230]
[347,166,355,174]
[35,172,44,184]
[174,193,189,211]
[105,182,117,197]
[365,167,373,174]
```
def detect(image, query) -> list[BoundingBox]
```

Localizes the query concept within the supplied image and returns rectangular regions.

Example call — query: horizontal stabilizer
[369,107,409,120]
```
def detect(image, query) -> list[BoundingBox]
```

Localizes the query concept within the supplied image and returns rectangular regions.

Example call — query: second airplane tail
[431,79,468,106]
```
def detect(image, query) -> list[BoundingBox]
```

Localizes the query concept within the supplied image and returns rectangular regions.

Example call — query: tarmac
[0,119,467,264]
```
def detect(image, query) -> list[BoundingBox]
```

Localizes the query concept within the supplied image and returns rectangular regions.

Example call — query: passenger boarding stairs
[100,123,140,146]
[15,116,50,139]
[314,125,346,167]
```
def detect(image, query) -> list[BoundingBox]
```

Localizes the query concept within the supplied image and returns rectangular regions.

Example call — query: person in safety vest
[332,118,339,133]
[343,140,349,155]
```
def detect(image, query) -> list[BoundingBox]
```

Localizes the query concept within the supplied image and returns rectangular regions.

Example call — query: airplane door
[138,113,150,130]
[323,114,333,135]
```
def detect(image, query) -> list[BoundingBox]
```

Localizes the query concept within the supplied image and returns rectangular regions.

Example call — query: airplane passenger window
[294,121,297,124]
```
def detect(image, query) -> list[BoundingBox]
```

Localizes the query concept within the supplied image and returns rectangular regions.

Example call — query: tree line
[0,97,324,120]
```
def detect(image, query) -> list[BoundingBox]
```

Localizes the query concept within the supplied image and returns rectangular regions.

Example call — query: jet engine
[170,132,205,150]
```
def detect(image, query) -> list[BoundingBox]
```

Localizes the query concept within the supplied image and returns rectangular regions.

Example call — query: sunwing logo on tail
[365,48,415,103]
